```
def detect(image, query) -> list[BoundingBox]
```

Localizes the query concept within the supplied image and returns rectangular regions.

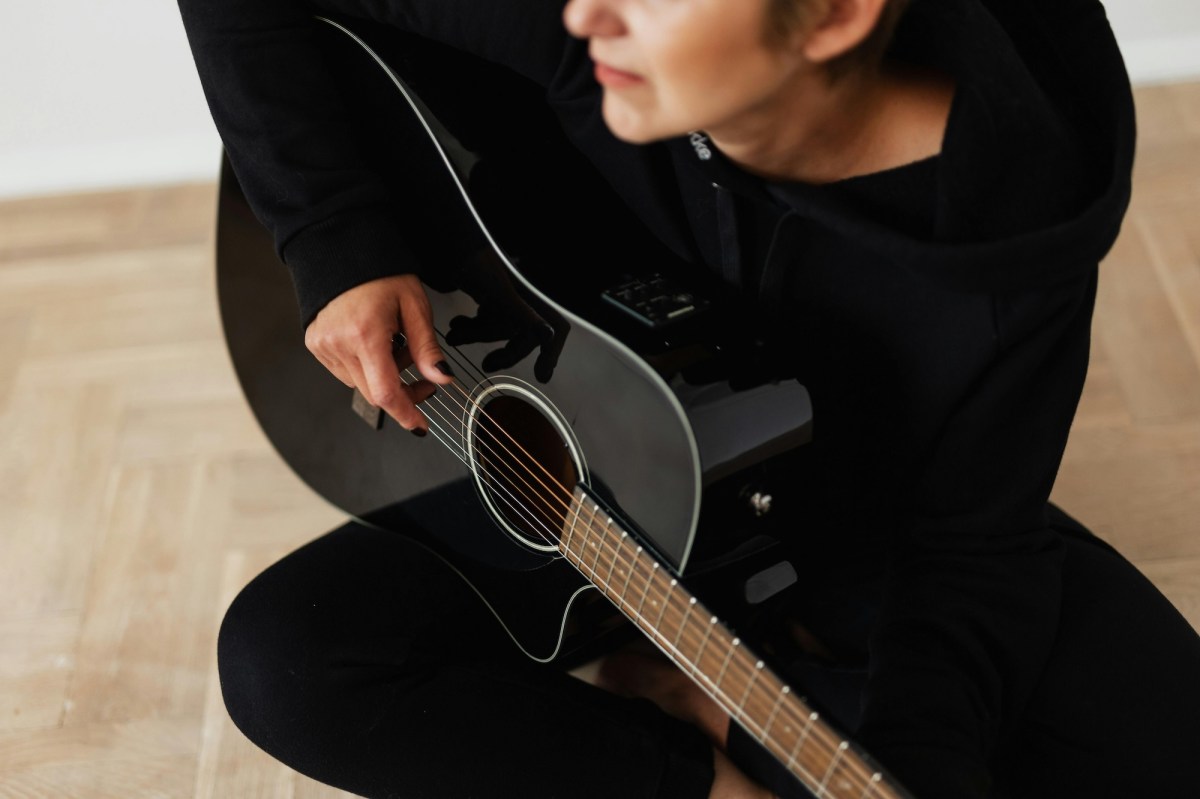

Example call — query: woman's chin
[600,96,670,144]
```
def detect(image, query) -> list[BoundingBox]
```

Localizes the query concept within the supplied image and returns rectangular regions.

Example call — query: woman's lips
[594,61,645,88]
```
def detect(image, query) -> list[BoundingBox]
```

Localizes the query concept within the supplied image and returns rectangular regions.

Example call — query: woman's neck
[706,61,955,185]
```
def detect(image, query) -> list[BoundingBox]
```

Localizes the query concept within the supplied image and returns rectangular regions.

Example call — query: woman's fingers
[398,276,454,385]
[358,342,429,433]
[304,274,452,434]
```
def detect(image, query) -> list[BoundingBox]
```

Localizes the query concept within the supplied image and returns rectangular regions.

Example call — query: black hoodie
[177,0,1135,795]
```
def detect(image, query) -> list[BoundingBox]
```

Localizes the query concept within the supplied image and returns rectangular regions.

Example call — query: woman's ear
[800,0,887,64]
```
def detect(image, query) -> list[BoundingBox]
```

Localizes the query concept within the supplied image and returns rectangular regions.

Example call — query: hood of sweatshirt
[660,0,1135,295]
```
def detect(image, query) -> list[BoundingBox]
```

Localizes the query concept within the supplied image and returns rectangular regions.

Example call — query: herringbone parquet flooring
[2,81,1200,797]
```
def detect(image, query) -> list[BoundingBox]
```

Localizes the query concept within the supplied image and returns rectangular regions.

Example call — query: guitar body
[218,16,912,798]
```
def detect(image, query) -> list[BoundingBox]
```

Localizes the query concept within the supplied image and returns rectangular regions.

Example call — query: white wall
[0,2,221,200]
[1105,0,1200,84]
[1,1,1199,200]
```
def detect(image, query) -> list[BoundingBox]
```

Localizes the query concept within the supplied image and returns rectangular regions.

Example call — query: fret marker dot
[756,660,764,669]
[839,741,848,750]
[872,773,882,782]
[689,597,697,605]
[782,686,790,694]
[810,712,819,720]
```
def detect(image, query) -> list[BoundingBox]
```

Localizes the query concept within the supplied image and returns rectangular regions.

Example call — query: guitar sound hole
[473,395,577,547]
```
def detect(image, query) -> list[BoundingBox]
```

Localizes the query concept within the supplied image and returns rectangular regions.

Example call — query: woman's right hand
[303,274,454,434]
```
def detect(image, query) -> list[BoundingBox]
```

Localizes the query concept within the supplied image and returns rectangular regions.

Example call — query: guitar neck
[562,487,908,799]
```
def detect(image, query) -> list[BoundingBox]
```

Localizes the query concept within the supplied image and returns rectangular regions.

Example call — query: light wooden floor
[2,81,1200,797]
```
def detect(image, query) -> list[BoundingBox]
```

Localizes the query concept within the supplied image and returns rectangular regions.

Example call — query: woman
[178,0,1200,796]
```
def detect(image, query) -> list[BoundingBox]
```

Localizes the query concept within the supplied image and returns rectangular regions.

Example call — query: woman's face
[562,0,810,144]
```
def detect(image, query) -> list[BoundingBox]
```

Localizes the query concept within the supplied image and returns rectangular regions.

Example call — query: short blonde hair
[766,0,912,79]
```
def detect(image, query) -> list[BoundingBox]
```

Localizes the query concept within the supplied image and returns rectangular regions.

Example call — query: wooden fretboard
[561,487,909,799]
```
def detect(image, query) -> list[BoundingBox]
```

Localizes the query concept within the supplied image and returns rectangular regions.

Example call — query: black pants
[217,511,1200,799]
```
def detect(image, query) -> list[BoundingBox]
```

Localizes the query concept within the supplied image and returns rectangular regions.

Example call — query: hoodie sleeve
[175,0,570,326]
[856,268,1097,798]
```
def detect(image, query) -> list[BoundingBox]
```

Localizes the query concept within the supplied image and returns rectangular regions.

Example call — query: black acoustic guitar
[216,15,911,799]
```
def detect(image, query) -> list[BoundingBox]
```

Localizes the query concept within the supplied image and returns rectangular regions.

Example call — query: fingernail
[436,360,454,377]
[411,428,427,438]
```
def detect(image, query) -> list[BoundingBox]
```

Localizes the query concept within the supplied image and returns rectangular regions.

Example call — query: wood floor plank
[0,612,79,733]
[0,383,125,617]
[0,183,216,264]
[0,718,200,799]
[1167,80,1200,137]
[1136,204,1200,372]
[217,454,345,549]
[1138,556,1200,635]
[0,310,33,408]
[1093,213,1200,423]
[1132,85,1195,148]
[0,245,215,321]
[1053,421,1200,561]
[65,462,221,727]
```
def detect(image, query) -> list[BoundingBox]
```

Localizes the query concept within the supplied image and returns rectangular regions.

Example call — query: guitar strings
[395,364,887,795]
[418,394,886,799]
[403,371,883,796]
[398,364,885,795]
[413,388,566,550]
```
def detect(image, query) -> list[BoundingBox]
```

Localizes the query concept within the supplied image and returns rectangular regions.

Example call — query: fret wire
[573,503,594,566]
[580,505,600,580]
[655,579,676,630]
[590,531,614,601]
[673,597,696,649]
[562,499,583,561]
[636,561,658,617]
[605,531,627,593]
[562,493,887,795]
[765,685,789,739]
[588,514,609,580]
[787,711,819,770]
[716,637,740,688]
[692,616,717,679]
[738,661,764,720]
[619,543,638,600]
[818,741,849,796]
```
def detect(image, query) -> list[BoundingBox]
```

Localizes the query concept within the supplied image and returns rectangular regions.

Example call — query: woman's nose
[563,0,627,39]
